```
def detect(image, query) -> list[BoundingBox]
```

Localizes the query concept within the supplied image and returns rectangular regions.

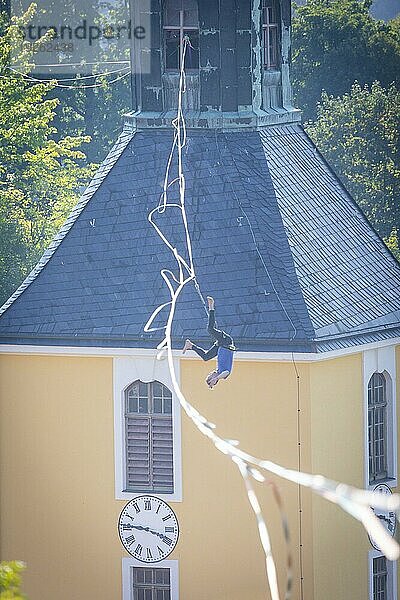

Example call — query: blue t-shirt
[217,346,234,374]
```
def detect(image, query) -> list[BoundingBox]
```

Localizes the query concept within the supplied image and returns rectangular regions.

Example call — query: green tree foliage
[385,228,400,261]
[306,81,400,259]
[0,6,95,304]
[47,0,132,162]
[0,561,27,599]
[292,0,400,120]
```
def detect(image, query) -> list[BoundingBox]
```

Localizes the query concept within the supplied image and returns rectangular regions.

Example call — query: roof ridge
[0,125,135,319]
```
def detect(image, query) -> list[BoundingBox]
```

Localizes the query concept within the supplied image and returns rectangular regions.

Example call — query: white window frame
[114,354,182,502]
[262,0,279,69]
[363,346,397,489]
[368,550,397,600]
[122,558,179,600]
[163,0,199,72]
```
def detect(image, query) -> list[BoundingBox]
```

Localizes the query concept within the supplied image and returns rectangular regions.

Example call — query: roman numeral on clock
[125,535,136,546]
[162,514,172,522]
[163,537,173,547]
[132,502,140,514]
[144,500,151,510]
[146,548,153,560]
[165,527,174,533]
[157,546,165,557]
[122,524,133,531]
[134,544,143,556]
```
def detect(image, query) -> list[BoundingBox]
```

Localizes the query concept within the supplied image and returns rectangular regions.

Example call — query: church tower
[0,3,400,600]
[129,0,300,128]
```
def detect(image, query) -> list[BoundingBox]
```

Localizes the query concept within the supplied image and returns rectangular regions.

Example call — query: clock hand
[141,526,171,540]
[122,524,151,532]
[149,529,168,539]
[125,524,172,542]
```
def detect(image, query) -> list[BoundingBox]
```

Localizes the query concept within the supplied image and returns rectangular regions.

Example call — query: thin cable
[144,34,400,600]
[2,67,131,88]
[18,60,130,67]
[214,130,297,341]
[193,277,208,316]
[215,128,305,594]
[6,64,130,81]
[292,352,304,600]
[215,128,305,596]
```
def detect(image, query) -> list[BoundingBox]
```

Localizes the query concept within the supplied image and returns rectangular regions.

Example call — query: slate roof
[0,124,399,353]
[260,125,400,351]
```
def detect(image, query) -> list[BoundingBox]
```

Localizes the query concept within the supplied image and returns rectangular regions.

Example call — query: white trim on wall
[122,558,179,600]
[363,346,397,489]
[368,550,397,600]
[1,336,400,361]
[113,354,182,502]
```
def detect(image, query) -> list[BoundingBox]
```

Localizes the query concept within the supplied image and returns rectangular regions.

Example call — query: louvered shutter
[152,416,174,492]
[126,416,151,490]
[124,381,174,493]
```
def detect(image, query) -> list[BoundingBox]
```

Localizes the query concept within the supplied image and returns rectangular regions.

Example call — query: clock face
[369,484,396,551]
[118,496,179,563]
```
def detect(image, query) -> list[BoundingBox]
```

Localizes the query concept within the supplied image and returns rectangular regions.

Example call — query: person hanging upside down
[183,296,236,389]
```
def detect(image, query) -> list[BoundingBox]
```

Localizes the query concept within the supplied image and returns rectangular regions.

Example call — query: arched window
[163,0,199,71]
[262,0,279,69]
[368,373,388,483]
[125,380,174,493]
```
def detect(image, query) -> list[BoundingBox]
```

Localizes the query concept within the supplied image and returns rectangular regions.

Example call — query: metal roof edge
[315,321,400,343]
[315,327,400,352]
[1,337,398,361]
[0,332,316,353]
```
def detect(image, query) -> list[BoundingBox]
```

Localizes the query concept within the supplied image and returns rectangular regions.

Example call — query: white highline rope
[144,36,400,600]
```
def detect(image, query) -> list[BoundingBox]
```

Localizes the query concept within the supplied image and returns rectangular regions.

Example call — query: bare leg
[182,339,193,354]
[206,297,234,348]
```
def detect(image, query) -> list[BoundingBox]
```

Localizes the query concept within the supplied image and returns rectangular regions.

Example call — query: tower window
[163,0,199,71]
[372,556,388,600]
[368,373,388,484]
[132,567,171,600]
[262,0,279,69]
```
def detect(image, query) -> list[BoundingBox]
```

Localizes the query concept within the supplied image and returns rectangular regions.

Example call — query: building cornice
[1,337,399,362]
[126,107,302,132]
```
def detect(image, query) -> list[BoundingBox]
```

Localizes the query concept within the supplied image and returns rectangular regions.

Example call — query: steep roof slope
[1,124,399,352]
[0,127,316,352]
[260,125,400,351]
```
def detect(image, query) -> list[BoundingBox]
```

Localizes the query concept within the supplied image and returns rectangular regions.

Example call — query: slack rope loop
[144,35,400,600]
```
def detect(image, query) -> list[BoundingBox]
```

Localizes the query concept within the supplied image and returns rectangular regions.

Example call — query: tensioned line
[142,35,400,600]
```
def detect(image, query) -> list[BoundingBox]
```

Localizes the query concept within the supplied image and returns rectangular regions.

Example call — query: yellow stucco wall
[397,345,400,593]
[179,358,314,600]
[0,353,313,600]
[0,348,396,599]
[309,353,369,600]
[0,355,121,599]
